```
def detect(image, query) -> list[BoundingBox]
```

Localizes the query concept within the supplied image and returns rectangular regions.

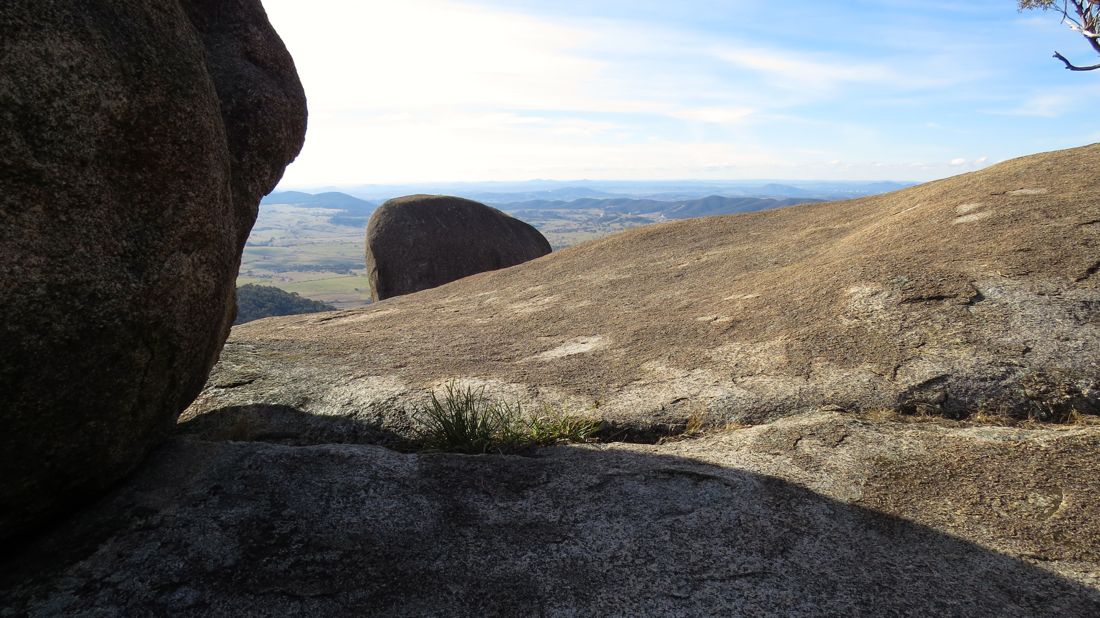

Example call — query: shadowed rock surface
[187,145,1099,438]
[2,413,1098,615]
[0,1,306,542]
[365,194,552,301]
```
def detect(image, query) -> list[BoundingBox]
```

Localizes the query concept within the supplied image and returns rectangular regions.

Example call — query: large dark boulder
[0,0,306,543]
[365,195,551,300]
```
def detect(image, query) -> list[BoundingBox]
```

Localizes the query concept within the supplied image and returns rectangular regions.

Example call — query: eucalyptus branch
[1053,50,1100,70]
[1021,0,1100,69]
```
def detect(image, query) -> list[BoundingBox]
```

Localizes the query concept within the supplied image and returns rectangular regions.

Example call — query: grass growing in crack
[520,407,601,447]
[412,383,601,454]
[413,383,508,454]
[864,406,1100,428]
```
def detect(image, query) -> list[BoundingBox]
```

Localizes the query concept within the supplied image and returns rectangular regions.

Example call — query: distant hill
[261,191,377,228]
[745,181,913,200]
[754,184,819,199]
[235,284,335,325]
[496,195,818,219]
[333,179,915,203]
[262,191,375,214]
[661,196,816,219]
[465,187,621,203]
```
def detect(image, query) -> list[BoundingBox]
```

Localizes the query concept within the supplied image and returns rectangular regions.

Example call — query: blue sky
[262,0,1099,187]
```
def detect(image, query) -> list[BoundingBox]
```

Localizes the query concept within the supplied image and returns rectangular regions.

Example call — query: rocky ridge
[186,144,1099,441]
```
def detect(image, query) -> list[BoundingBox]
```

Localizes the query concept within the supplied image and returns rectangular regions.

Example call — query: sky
[261,0,1100,188]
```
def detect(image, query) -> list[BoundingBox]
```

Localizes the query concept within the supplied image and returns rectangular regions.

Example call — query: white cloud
[994,94,1075,118]
[668,107,756,125]
[713,47,898,96]
[279,105,783,185]
[946,156,991,168]
[986,83,1100,118]
[263,0,608,114]
[262,0,790,185]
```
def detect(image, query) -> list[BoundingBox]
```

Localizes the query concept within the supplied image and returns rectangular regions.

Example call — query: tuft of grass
[411,383,600,454]
[863,406,1099,428]
[412,383,510,454]
[517,406,601,447]
[1064,409,1100,425]
[683,410,710,436]
[650,410,714,444]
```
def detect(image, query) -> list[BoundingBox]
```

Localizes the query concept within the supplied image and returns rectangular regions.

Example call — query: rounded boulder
[366,195,552,301]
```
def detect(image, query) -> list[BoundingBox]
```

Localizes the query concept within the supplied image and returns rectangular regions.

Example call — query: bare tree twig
[1053,50,1100,70]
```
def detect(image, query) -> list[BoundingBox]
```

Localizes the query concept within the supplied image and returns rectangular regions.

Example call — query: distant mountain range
[495,196,817,220]
[462,187,622,203]
[259,179,911,231]
[262,191,376,214]
[298,179,915,203]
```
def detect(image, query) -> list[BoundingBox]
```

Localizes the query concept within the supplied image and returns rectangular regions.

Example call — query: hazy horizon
[276,177,917,193]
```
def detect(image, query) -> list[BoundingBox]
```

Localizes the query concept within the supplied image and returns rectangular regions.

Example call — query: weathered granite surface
[3,413,1098,616]
[187,145,1098,440]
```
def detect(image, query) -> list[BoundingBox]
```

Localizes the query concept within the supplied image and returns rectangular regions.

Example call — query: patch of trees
[235,284,335,325]
[274,263,360,274]
[329,215,371,228]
